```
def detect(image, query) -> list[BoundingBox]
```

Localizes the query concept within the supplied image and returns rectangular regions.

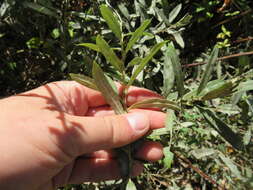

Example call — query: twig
[174,151,225,190]
[183,51,253,68]
[232,36,253,44]
[212,9,252,29]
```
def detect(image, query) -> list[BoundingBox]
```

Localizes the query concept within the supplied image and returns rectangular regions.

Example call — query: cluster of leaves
[1,0,253,190]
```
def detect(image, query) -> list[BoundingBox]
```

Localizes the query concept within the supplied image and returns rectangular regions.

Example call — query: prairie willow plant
[70,4,179,189]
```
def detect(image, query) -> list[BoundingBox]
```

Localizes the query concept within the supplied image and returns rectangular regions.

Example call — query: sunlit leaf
[163,48,175,97]
[125,19,151,53]
[198,79,234,101]
[169,4,182,23]
[92,62,125,114]
[197,47,219,95]
[162,147,174,170]
[166,43,185,98]
[127,41,166,86]
[172,32,185,48]
[191,148,216,159]
[128,98,180,112]
[219,153,243,179]
[77,43,100,52]
[126,179,137,190]
[243,128,251,146]
[69,73,98,91]
[96,35,124,72]
[100,4,122,40]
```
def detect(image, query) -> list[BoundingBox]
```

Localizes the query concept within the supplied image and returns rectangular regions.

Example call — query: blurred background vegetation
[0,0,252,189]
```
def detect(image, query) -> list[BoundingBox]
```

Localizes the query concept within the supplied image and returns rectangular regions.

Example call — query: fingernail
[126,113,149,132]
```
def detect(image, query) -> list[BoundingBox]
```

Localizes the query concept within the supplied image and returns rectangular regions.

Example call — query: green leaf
[127,57,142,68]
[127,41,166,86]
[219,153,243,179]
[243,128,251,146]
[163,49,175,97]
[198,107,244,150]
[125,19,151,53]
[96,35,124,72]
[198,79,234,101]
[77,43,100,52]
[128,98,180,112]
[100,4,122,40]
[23,2,59,18]
[162,147,174,170]
[92,62,125,115]
[166,44,185,98]
[191,148,216,159]
[169,4,182,23]
[126,179,137,190]
[69,73,98,91]
[197,47,219,95]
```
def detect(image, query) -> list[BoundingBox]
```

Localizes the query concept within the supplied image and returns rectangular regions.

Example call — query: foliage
[1,0,253,189]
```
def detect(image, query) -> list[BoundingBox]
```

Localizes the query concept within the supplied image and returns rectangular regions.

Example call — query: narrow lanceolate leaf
[100,4,122,40]
[198,106,244,150]
[23,2,59,18]
[163,49,175,97]
[69,73,98,91]
[198,79,234,101]
[219,153,243,179]
[77,43,100,52]
[126,179,137,190]
[128,98,180,112]
[92,62,125,115]
[96,35,124,72]
[162,147,174,170]
[169,3,182,23]
[125,19,151,53]
[167,44,185,98]
[127,57,142,68]
[197,47,219,95]
[128,41,166,86]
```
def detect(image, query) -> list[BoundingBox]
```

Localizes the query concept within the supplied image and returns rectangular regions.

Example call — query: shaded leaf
[128,98,180,112]
[166,43,185,98]
[100,4,122,40]
[127,41,166,86]
[125,19,151,53]
[77,43,100,52]
[69,73,98,91]
[198,106,244,150]
[197,47,219,95]
[96,35,124,72]
[127,57,142,68]
[23,2,59,18]
[92,62,125,114]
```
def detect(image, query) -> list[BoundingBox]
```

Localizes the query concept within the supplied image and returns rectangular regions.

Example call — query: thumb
[66,112,150,155]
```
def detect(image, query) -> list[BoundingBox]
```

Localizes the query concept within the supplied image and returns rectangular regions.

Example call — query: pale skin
[0,81,166,190]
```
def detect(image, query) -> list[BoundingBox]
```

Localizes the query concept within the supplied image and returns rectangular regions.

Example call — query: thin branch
[212,9,252,29]
[174,151,225,190]
[183,51,253,68]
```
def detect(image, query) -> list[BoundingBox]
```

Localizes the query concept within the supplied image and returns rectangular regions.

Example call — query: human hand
[0,81,166,190]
